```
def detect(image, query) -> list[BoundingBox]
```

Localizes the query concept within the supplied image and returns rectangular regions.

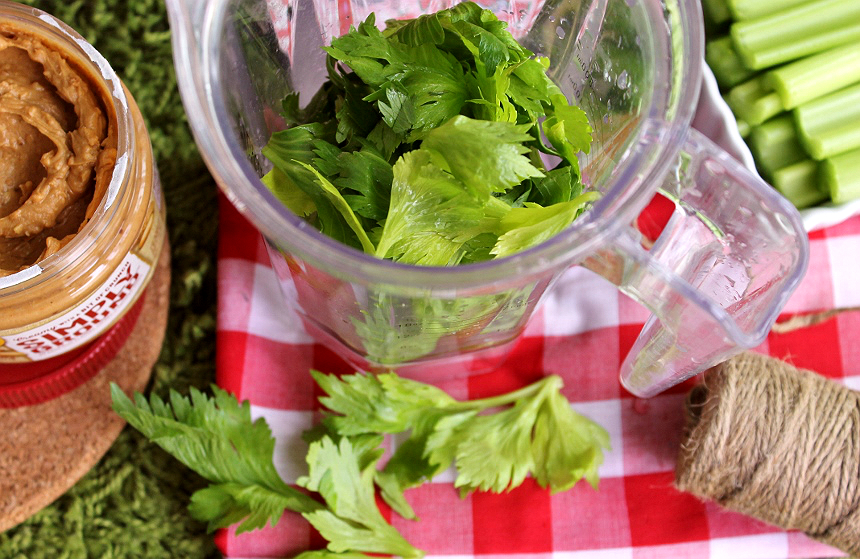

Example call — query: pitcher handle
[583,128,809,397]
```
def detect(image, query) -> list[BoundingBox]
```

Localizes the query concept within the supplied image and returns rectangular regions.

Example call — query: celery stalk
[742,22,860,69]
[772,160,829,209]
[766,43,860,109]
[706,37,758,89]
[795,83,860,159]
[806,126,860,161]
[727,0,811,21]
[702,0,732,26]
[730,0,860,69]
[725,76,783,126]
[749,115,807,178]
[822,148,860,204]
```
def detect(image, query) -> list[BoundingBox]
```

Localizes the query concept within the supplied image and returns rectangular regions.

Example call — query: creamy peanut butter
[0,6,165,365]
[0,22,115,276]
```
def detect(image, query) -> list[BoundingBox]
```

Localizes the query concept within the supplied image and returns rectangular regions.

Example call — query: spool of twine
[675,351,860,555]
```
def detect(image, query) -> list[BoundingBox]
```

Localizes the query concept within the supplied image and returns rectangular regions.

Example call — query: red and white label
[2,253,151,361]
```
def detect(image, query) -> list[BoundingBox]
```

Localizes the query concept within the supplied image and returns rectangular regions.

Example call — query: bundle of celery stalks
[703,0,860,209]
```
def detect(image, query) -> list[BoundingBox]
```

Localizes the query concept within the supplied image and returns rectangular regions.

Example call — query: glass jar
[0,1,166,368]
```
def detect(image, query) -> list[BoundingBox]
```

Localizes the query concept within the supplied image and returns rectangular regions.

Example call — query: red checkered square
[311,343,355,376]
[221,510,314,558]
[468,336,547,399]
[766,317,844,379]
[550,477,632,550]
[618,293,652,326]
[620,394,688,477]
[822,214,860,238]
[238,335,317,409]
[703,501,778,539]
[218,195,271,264]
[625,472,710,547]
[618,324,640,375]
[472,479,553,554]
[392,483,475,555]
[542,328,624,402]
[216,330,251,396]
[837,311,860,376]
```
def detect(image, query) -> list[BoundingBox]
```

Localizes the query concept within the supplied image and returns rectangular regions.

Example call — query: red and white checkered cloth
[212,2,860,557]
[215,190,860,558]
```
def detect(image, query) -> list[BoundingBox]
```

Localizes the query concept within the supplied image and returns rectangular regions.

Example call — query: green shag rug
[0,1,222,557]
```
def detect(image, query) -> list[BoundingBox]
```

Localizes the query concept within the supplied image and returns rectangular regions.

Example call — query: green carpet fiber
[1,1,222,557]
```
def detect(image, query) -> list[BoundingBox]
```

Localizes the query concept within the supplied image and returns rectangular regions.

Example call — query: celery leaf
[422,115,544,196]
[312,372,611,497]
[298,437,424,558]
[375,149,486,265]
[491,193,600,258]
[532,388,611,492]
[110,384,321,533]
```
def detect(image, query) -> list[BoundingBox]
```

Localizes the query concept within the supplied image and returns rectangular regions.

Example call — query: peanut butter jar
[0,1,166,368]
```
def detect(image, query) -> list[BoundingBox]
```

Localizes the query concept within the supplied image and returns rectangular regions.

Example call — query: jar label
[0,252,151,361]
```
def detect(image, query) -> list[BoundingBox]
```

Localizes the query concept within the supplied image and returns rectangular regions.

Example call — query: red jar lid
[0,293,147,408]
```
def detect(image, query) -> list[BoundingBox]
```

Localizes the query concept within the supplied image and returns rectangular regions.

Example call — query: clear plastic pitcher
[166,0,809,397]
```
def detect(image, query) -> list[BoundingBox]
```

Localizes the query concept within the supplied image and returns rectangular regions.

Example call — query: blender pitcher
[166,0,809,397]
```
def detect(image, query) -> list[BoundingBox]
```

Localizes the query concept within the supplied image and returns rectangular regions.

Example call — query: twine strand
[675,351,860,555]
[771,306,860,333]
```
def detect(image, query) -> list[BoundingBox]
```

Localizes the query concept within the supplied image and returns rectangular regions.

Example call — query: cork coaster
[0,238,171,532]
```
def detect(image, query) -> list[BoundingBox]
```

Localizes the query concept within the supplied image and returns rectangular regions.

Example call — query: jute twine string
[772,306,860,334]
[675,351,860,555]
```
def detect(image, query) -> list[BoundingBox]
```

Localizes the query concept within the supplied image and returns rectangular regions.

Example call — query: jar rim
[0,1,134,294]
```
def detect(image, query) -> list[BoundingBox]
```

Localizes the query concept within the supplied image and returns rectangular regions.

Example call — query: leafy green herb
[492,193,601,258]
[111,383,422,558]
[109,384,322,534]
[111,369,610,557]
[298,436,424,558]
[262,1,596,266]
[312,371,611,499]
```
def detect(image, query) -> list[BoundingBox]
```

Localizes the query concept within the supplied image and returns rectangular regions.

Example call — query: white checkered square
[826,236,860,309]
[553,549,634,559]
[573,399,625,479]
[248,264,315,344]
[541,267,621,337]
[709,534,788,559]
[251,406,314,484]
[217,258,257,333]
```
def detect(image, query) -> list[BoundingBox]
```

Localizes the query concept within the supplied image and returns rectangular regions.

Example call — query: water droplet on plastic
[616,70,629,89]
[633,399,650,414]
[556,25,566,39]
